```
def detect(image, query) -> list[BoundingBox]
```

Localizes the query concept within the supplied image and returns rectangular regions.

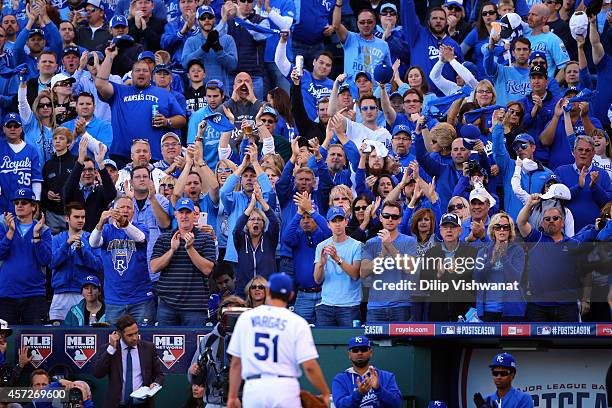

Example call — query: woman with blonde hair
[328,184,353,215]
[447,196,470,222]
[158,175,176,200]
[474,212,526,322]
[245,275,268,308]
[19,84,56,164]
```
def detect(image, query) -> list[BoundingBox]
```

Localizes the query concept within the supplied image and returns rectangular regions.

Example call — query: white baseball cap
[541,183,571,200]
[50,73,76,89]
[569,11,588,40]
[469,188,497,208]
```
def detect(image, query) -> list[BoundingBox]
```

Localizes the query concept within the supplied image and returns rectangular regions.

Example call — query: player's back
[228,305,319,380]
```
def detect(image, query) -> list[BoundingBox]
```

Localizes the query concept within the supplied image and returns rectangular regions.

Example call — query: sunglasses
[160,184,175,189]
[543,216,561,222]
[350,347,370,353]
[481,10,497,16]
[360,105,377,112]
[447,5,462,11]
[238,0,254,3]
[354,205,368,211]
[5,123,21,129]
[55,81,72,87]
[508,108,522,116]
[403,99,420,104]
[448,203,465,212]
[14,199,32,206]
[132,138,150,145]
[513,143,529,152]
[216,167,233,174]
[492,370,511,377]
[493,224,511,231]
[358,19,374,24]
[38,103,53,109]
[381,213,401,220]
[261,119,275,124]
[380,11,396,16]
[199,13,215,20]
[250,285,266,290]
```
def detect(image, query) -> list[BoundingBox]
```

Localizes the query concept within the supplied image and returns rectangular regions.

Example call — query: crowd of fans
[0,0,611,328]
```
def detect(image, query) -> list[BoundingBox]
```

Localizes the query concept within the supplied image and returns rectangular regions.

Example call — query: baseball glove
[300,390,326,408]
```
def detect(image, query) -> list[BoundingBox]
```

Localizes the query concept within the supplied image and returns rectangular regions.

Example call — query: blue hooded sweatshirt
[332,366,402,408]
[50,231,104,294]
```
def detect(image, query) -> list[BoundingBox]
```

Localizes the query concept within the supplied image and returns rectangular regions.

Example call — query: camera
[220,307,249,335]
[467,160,481,176]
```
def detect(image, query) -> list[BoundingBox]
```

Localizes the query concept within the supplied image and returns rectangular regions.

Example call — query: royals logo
[21,334,53,368]
[107,239,136,275]
[65,335,97,368]
[153,335,185,369]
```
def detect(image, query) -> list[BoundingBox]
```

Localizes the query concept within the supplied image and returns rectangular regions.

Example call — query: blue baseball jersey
[0,140,42,213]
[525,32,570,78]
[99,222,154,305]
[103,82,185,161]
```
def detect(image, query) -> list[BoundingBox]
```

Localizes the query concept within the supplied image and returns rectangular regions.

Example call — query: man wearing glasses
[361,201,420,322]
[75,0,112,51]
[473,353,533,408]
[332,336,402,407]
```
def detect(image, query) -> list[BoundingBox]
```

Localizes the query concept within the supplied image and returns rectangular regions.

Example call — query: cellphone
[198,212,208,227]
[410,113,420,122]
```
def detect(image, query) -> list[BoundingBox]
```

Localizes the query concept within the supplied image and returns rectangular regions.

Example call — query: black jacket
[76,24,113,52]
[62,160,117,231]
[128,17,165,52]
[42,152,76,214]
[97,41,144,77]
[290,82,326,144]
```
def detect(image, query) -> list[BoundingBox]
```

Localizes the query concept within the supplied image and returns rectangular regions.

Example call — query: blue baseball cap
[138,51,155,61]
[3,113,22,126]
[348,336,371,350]
[513,133,535,145]
[428,402,448,408]
[82,275,101,289]
[175,197,195,212]
[373,63,393,84]
[28,28,45,38]
[326,206,347,222]
[110,15,128,28]
[261,106,278,118]
[206,79,225,92]
[392,124,411,137]
[489,353,517,369]
[355,71,372,82]
[63,46,80,57]
[564,86,580,96]
[196,5,215,19]
[338,83,351,94]
[380,3,397,12]
[88,50,105,64]
[443,0,464,8]
[102,158,118,169]
[460,123,481,141]
[267,273,293,295]
[153,64,172,74]
[12,188,36,201]
[528,51,546,63]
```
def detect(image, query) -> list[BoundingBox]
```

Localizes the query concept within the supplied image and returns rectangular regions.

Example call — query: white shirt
[345,118,392,148]
[227,305,319,380]
[107,339,144,403]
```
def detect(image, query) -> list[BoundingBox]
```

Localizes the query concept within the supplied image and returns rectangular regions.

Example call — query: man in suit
[93,314,164,408]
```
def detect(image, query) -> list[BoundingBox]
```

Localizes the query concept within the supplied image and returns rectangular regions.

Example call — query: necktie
[124,346,133,406]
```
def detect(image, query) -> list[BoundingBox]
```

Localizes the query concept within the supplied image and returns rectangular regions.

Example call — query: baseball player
[474,353,533,408]
[226,273,331,408]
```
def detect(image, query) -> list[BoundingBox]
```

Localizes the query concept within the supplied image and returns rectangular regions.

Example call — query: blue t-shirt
[285,69,333,121]
[0,140,43,213]
[314,236,362,307]
[525,32,570,78]
[362,234,418,307]
[342,31,392,83]
[103,83,185,160]
[100,222,154,305]
[186,106,224,169]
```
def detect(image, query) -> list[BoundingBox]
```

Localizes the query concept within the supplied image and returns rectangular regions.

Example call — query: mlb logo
[537,326,551,335]
[65,335,97,368]
[153,335,185,369]
[21,334,53,368]
[440,326,455,335]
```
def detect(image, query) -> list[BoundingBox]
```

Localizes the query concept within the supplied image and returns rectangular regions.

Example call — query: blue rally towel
[204,112,236,132]
[233,17,279,37]
[424,85,473,119]
[464,104,505,124]
[563,89,598,112]
[0,63,29,78]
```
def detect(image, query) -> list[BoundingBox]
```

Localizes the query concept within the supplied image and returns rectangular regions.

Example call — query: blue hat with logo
[110,14,128,27]
[380,3,397,12]
[153,64,172,74]
[338,83,351,94]
[3,112,22,126]
[87,50,105,64]
[196,5,215,19]
[460,123,481,142]
[28,28,45,38]
[11,188,36,201]
[261,106,278,118]
[513,133,535,145]
[267,273,293,294]
[392,124,411,137]
[489,353,517,369]
[528,51,546,63]
[138,51,155,61]
[428,402,448,408]
[326,206,347,221]
[355,71,372,82]
[175,197,195,212]
[564,86,580,96]
[348,336,371,350]
[443,0,464,8]
[206,79,225,92]
[82,275,101,288]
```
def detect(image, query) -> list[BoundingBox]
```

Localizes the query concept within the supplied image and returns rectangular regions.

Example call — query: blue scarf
[424,85,473,119]
[464,105,505,124]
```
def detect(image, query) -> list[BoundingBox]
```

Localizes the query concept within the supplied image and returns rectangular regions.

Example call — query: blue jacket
[0,215,52,298]
[13,25,62,79]
[474,243,527,318]
[160,18,201,66]
[519,90,560,166]
[181,31,238,90]
[63,298,107,326]
[492,124,553,219]
[232,207,279,295]
[284,212,331,289]
[64,116,114,156]
[482,387,534,408]
[219,172,274,263]
[0,58,19,120]
[414,132,461,210]
[50,231,103,294]
[332,367,402,408]
[451,176,500,215]
[554,163,612,231]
